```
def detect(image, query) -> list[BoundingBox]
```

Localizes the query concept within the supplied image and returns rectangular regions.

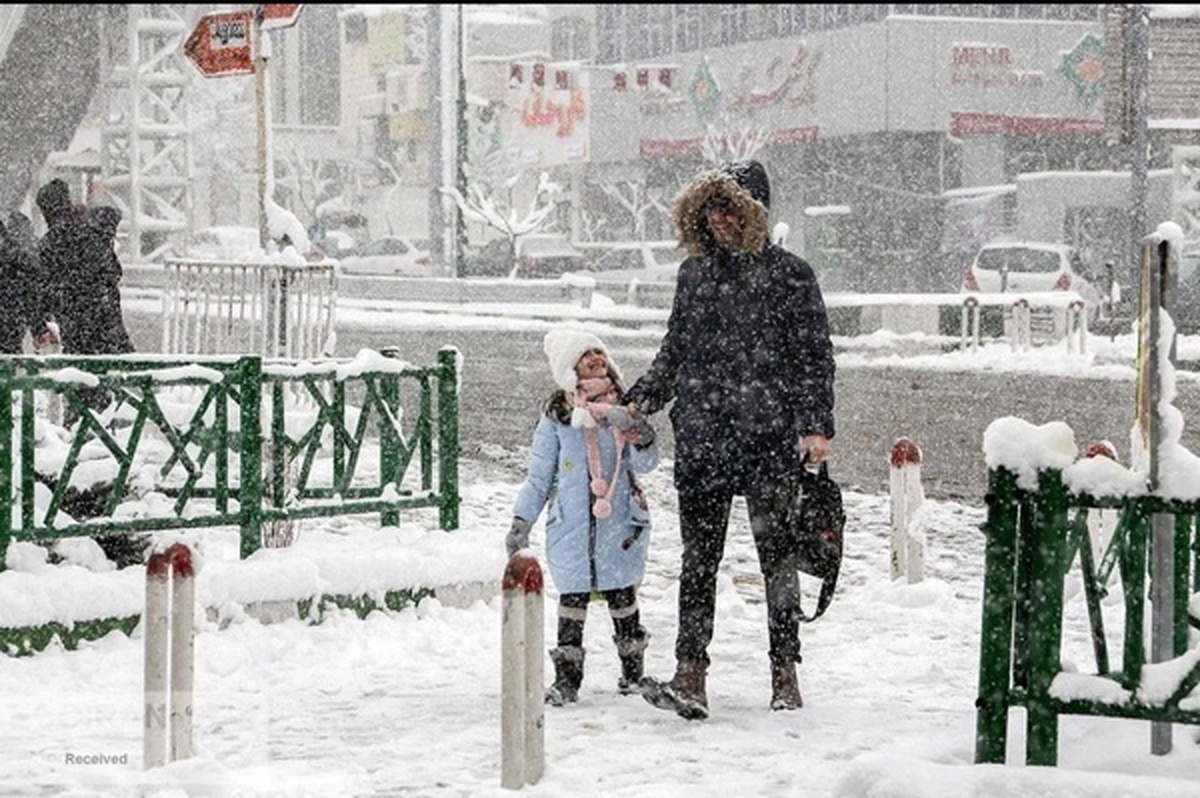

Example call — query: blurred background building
[9,5,1200,290]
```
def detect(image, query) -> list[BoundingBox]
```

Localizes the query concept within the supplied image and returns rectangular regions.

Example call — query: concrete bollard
[889,437,925,583]
[1011,298,1032,351]
[500,552,545,790]
[1067,299,1088,354]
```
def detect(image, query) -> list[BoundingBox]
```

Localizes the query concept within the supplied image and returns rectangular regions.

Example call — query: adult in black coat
[624,159,836,720]
[0,211,51,353]
[86,204,136,355]
[36,179,134,358]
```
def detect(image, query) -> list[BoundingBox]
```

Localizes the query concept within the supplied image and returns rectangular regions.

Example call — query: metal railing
[0,347,459,565]
[974,466,1200,766]
[161,258,338,360]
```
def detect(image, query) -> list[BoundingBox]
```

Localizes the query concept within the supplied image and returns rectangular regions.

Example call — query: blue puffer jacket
[513,413,657,594]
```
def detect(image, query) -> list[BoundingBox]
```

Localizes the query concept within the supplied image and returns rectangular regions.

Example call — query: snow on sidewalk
[0,457,1198,796]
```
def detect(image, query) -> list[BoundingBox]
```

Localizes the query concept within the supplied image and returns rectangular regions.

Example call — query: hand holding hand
[506,517,532,556]
[608,404,655,447]
[33,328,58,352]
[798,434,831,467]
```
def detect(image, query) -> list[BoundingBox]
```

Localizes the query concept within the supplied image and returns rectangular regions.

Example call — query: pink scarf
[573,377,624,519]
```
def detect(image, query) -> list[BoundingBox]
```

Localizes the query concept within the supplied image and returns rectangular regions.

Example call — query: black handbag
[792,460,846,621]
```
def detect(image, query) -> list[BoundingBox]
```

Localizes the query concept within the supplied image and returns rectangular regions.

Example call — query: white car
[337,236,432,277]
[188,226,263,260]
[961,241,1102,321]
[587,241,686,282]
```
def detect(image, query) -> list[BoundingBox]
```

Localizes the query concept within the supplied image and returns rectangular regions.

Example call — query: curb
[0,581,499,657]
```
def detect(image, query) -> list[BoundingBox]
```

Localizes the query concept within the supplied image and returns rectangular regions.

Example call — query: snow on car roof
[980,241,1074,254]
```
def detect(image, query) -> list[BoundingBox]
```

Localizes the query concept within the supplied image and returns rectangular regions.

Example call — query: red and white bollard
[501,552,545,790]
[889,437,925,584]
[143,542,196,770]
[1085,440,1119,570]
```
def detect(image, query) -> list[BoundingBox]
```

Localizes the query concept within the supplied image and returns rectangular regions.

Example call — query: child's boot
[614,632,648,695]
[545,646,585,706]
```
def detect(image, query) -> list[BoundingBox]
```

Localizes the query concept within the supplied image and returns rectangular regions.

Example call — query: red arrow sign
[184,10,254,78]
[260,4,303,31]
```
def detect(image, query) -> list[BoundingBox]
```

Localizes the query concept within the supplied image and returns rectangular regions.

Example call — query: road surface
[122,308,1200,504]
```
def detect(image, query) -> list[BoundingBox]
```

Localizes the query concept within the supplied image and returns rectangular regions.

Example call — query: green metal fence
[974,466,1200,766]
[0,347,459,566]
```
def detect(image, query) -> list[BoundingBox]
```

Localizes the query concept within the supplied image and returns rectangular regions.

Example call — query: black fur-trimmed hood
[673,160,772,257]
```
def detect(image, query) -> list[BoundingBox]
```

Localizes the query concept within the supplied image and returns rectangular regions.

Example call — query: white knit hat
[543,327,621,393]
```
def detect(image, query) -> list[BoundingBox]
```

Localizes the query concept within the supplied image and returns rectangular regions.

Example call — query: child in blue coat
[507,327,658,705]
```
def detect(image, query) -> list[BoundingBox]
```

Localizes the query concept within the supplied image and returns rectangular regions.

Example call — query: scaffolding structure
[100,4,192,262]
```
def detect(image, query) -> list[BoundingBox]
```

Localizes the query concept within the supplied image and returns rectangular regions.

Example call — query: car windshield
[520,236,577,257]
[976,248,1064,274]
[363,238,410,257]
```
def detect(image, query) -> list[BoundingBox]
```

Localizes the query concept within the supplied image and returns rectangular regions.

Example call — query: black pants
[675,480,801,669]
[556,585,644,648]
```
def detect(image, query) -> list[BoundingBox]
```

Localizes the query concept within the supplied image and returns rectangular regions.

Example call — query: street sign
[259,4,303,31]
[184,10,254,78]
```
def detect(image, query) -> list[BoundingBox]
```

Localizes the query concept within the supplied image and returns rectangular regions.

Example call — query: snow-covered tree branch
[598,180,668,241]
[700,118,772,166]
[442,171,562,278]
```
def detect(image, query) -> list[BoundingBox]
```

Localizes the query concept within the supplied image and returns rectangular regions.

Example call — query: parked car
[587,241,686,280]
[461,234,584,278]
[961,241,1103,322]
[337,236,432,277]
[188,226,262,260]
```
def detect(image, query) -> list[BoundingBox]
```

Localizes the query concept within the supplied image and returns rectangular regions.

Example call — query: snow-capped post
[1066,298,1087,354]
[889,437,925,583]
[1083,440,1119,576]
[143,542,196,770]
[1011,298,1032,351]
[500,552,544,789]
[961,295,980,350]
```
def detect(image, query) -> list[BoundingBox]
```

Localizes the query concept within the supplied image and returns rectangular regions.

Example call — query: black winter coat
[0,223,45,354]
[623,161,835,495]
[625,245,835,494]
[38,208,134,355]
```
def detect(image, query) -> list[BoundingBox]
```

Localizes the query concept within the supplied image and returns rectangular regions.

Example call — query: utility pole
[1128,5,1149,290]
[254,6,272,252]
[426,5,445,275]
[455,4,468,278]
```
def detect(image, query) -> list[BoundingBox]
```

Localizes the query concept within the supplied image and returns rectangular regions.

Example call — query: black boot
[545,646,585,706]
[615,633,648,695]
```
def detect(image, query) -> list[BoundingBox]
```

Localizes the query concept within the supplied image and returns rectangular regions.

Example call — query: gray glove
[607,406,656,448]
[506,517,532,556]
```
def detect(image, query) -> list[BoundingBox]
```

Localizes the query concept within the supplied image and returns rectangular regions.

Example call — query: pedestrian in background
[86,203,136,355]
[0,210,51,354]
[624,159,836,720]
[508,326,659,706]
[36,179,134,412]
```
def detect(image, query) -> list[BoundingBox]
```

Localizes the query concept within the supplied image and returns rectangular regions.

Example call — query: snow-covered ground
[4,299,1200,795]
[1,447,1199,797]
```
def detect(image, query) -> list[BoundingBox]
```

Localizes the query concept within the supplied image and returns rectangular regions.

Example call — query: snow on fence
[161,259,337,360]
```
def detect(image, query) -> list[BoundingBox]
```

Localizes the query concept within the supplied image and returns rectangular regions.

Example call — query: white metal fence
[161,259,337,359]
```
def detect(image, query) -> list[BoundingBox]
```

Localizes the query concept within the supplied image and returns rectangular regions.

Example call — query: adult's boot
[545,646,585,706]
[614,633,649,695]
[641,659,708,720]
[770,660,803,711]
